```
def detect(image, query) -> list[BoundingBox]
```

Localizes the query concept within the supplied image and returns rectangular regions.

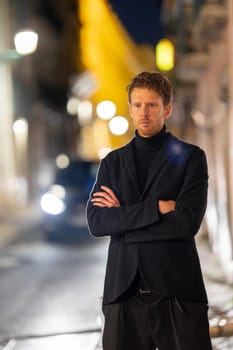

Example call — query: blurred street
[0,207,232,350]
[0,207,107,349]
[0,1,233,349]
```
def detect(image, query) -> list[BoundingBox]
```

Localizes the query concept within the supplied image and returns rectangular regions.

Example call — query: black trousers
[102,290,212,350]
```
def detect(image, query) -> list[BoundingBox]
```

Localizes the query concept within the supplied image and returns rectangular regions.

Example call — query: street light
[155,38,175,71]
[14,30,38,55]
[0,29,38,63]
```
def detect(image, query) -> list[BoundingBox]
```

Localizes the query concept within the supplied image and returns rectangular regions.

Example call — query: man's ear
[164,104,172,120]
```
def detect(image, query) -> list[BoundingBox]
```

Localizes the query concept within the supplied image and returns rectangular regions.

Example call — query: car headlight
[40,193,66,215]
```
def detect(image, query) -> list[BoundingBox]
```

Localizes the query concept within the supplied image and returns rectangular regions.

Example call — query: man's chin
[138,129,157,138]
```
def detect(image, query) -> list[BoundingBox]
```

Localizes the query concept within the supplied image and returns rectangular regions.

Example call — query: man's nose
[141,105,149,115]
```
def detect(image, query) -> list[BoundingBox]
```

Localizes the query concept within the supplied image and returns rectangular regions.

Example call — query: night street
[1,0,233,349]
[0,227,108,349]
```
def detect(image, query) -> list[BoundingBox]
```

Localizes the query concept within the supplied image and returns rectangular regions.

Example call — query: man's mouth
[140,120,150,126]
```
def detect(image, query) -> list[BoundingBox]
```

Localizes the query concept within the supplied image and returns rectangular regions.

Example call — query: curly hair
[127,71,173,106]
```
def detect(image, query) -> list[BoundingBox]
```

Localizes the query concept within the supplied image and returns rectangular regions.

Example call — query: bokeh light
[109,116,129,135]
[14,30,38,55]
[77,100,93,126]
[56,154,70,169]
[96,100,116,120]
[66,97,79,115]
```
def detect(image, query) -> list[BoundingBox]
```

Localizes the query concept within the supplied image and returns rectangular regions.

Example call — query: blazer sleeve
[86,157,160,237]
[125,149,208,243]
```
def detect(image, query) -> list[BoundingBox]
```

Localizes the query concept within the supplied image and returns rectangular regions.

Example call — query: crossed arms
[86,149,208,241]
[91,185,175,214]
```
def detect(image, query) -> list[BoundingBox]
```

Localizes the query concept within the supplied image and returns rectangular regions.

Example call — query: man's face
[129,88,172,137]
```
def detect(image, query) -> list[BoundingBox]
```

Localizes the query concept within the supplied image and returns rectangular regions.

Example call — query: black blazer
[86,132,208,304]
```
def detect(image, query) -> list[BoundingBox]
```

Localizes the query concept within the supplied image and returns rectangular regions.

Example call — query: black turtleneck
[134,126,168,192]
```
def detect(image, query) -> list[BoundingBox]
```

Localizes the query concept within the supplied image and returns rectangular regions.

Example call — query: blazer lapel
[123,139,141,196]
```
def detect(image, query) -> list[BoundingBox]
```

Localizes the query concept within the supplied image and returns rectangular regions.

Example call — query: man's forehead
[130,88,162,100]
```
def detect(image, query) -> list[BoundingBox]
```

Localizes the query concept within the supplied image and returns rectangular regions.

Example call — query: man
[86,71,212,350]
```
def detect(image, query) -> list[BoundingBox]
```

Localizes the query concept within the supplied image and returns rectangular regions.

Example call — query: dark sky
[109,0,164,46]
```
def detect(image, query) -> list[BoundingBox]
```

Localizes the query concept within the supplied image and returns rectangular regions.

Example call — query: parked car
[40,160,98,243]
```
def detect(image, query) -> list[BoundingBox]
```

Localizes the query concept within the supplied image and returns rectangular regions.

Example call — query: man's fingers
[158,200,176,214]
[91,185,120,208]
[100,186,118,199]
[101,186,120,206]
[91,196,119,208]
[92,197,111,207]
[93,191,116,204]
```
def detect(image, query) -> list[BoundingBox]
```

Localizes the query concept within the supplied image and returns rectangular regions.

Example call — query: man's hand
[91,185,120,208]
[158,200,176,214]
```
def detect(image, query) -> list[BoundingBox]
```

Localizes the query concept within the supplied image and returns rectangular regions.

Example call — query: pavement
[0,203,103,350]
[0,205,233,349]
